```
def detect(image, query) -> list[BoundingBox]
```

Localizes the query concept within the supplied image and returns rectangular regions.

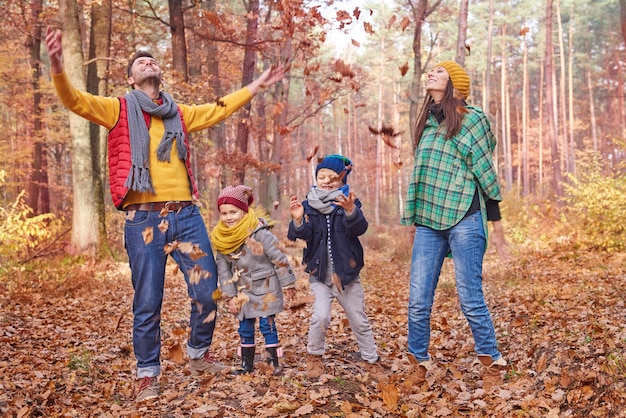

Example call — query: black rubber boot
[234,346,255,375]
[265,347,283,375]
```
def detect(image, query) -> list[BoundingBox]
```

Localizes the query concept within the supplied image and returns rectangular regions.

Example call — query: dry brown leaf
[379,381,399,409]
[246,237,264,256]
[203,310,216,324]
[142,226,153,244]
[166,341,185,364]
[332,273,343,294]
[158,219,169,233]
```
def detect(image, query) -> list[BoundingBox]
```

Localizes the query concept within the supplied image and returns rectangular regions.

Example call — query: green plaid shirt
[401,106,502,230]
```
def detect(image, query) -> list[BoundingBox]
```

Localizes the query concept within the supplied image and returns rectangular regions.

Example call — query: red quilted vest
[107,97,198,209]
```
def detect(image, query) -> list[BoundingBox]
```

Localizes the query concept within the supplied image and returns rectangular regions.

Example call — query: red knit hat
[217,185,254,212]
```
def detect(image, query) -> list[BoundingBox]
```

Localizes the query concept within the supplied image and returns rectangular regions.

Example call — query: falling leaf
[400,16,410,32]
[212,288,223,301]
[386,15,397,30]
[399,62,409,76]
[351,39,361,47]
[332,273,342,294]
[272,102,285,117]
[188,265,208,285]
[159,207,169,217]
[142,227,153,244]
[203,310,216,324]
[288,295,315,310]
[520,26,530,36]
[164,241,180,255]
[166,341,185,364]
[336,10,352,23]
[369,123,402,148]
[363,22,375,35]
[334,60,355,78]
[246,237,264,256]
[277,125,294,135]
[353,7,361,20]
[306,145,320,163]
[158,219,169,233]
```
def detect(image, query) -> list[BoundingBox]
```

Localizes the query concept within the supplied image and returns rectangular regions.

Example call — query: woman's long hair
[413,80,467,149]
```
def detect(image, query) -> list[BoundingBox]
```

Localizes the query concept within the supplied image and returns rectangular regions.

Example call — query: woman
[401,61,508,391]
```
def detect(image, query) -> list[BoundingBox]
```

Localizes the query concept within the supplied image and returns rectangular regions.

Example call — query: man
[45,27,285,402]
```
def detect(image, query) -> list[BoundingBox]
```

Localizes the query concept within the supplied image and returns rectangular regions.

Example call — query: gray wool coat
[215,219,296,321]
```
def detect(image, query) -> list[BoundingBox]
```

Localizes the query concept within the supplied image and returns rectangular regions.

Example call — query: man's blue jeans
[124,205,218,378]
[407,211,501,363]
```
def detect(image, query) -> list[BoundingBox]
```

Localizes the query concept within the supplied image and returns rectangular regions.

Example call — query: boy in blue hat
[288,154,386,383]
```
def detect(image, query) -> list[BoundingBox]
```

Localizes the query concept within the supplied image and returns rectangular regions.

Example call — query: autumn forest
[1,0,625,416]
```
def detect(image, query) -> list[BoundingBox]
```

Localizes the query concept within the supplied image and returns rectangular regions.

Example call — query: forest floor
[1,229,625,417]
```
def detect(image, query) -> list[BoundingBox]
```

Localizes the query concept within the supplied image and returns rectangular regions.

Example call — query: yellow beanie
[435,60,470,99]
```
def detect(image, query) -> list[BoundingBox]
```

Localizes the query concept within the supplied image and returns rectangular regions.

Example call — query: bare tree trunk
[539,59,544,191]
[87,0,112,256]
[619,0,626,43]
[484,0,494,117]
[168,0,188,81]
[500,27,512,190]
[27,0,48,214]
[556,0,569,174]
[522,35,529,197]
[408,0,442,143]
[374,38,384,226]
[455,0,468,66]
[568,5,576,175]
[587,68,598,153]
[233,0,259,185]
[545,0,562,195]
[60,0,100,255]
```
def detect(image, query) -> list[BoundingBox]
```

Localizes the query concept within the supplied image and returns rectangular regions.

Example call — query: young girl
[288,155,386,383]
[210,185,296,375]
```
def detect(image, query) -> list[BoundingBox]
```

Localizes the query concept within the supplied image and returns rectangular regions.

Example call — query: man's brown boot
[478,355,507,391]
[305,354,325,379]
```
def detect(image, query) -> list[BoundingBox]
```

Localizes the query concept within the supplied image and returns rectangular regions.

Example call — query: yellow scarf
[210,209,260,255]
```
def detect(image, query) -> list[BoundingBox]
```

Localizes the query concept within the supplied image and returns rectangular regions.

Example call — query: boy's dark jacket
[287,199,367,288]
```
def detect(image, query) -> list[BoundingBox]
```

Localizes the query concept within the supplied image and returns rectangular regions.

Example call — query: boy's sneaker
[190,351,231,376]
[135,376,159,402]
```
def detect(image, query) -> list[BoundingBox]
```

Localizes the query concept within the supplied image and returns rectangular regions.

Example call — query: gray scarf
[123,89,186,193]
[306,185,348,215]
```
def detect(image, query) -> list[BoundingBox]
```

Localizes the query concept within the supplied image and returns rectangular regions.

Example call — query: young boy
[288,154,386,382]
[210,185,296,375]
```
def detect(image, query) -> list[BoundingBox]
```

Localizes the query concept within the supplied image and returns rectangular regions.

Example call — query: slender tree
[27,0,49,214]
[59,0,101,255]
[455,0,468,67]
[87,0,112,255]
[544,0,563,195]
[168,0,188,81]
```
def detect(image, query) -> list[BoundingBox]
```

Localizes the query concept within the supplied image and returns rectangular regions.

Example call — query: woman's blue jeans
[124,205,219,378]
[407,211,501,362]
